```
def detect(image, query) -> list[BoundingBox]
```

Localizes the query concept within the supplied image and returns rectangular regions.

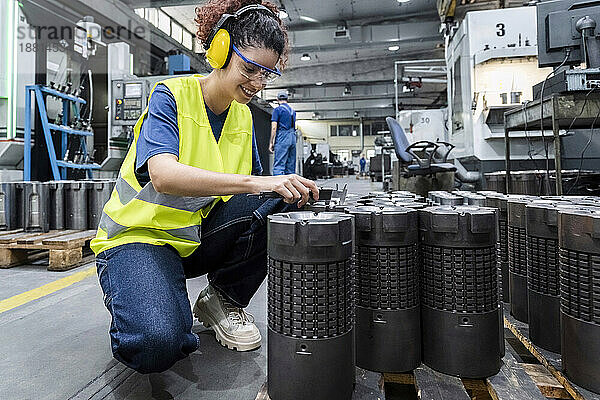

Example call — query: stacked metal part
[507,196,538,322]
[0,182,51,232]
[559,207,600,394]
[419,206,502,378]
[0,182,19,230]
[18,182,50,232]
[87,180,116,229]
[65,181,89,230]
[428,191,464,206]
[348,205,420,372]
[0,180,116,233]
[47,181,67,230]
[483,193,510,303]
[267,212,355,400]
[526,201,581,353]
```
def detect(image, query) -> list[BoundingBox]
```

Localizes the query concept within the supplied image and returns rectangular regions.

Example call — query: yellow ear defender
[204,4,276,70]
[206,29,232,69]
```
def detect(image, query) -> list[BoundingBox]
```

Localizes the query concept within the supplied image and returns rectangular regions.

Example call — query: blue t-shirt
[271,103,296,132]
[135,84,263,184]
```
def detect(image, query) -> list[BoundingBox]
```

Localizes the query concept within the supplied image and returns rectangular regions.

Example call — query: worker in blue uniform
[269,91,297,175]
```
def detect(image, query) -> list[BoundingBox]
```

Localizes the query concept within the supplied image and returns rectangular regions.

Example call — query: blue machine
[168,54,191,75]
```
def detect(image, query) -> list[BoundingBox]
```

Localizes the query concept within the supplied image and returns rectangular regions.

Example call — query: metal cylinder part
[507,196,538,322]
[419,206,502,378]
[46,181,66,230]
[87,180,115,229]
[0,182,19,230]
[559,207,600,394]
[16,182,50,232]
[65,181,89,230]
[267,212,355,400]
[348,205,420,373]
[526,201,580,353]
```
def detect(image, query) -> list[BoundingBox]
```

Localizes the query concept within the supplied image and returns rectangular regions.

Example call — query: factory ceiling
[123,0,525,120]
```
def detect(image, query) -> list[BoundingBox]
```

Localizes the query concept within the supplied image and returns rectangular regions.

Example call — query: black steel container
[419,206,502,378]
[267,212,355,400]
[559,207,600,394]
[507,196,537,322]
[65,181,89,230]
[87,180,116,229]
[526,202,580,353]
[349,206,420,372]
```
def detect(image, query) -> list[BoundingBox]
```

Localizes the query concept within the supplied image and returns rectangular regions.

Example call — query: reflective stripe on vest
[90,75,253,257]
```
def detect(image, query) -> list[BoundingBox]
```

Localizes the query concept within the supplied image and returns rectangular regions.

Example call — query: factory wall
[297,119,376,152]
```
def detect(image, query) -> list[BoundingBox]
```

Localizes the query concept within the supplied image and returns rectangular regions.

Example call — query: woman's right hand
[255,174,319,207]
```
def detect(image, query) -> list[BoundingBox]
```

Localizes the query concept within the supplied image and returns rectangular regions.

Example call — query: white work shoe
[193,285,261,352]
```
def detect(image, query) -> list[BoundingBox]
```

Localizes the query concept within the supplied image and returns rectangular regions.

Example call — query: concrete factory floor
[0,176,380,400]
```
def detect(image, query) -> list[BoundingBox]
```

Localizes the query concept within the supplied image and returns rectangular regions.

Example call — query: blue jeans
[95,195,292,373]
[272,132,296,176]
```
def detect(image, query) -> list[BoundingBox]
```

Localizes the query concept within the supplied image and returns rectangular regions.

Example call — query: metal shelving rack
[24,85,101,181]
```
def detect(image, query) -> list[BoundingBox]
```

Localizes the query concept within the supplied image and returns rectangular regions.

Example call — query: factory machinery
[264,189,600,399]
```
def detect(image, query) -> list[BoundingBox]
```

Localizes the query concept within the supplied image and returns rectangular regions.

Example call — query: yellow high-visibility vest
[90,75,253,257]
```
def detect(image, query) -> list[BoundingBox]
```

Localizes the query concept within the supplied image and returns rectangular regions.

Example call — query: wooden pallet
[504,305,600,400]
[255,338,571,400]
[0,229,97,271]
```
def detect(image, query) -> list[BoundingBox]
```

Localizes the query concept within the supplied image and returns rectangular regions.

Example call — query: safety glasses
[232,43,281,84]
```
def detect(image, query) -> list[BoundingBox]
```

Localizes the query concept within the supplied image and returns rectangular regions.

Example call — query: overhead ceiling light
[299,15,319,23]
[315,81,324,86]
[343,85,352,96]
[388,45,400,51]
[278,8,288,19]
[397,0,410,3]
[300,53,311,61]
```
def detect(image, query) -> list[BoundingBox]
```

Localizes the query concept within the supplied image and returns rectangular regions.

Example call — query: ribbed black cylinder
[508,196,537,322]
[348,205,420,373]
[267,212,354,400]
[485,194,509,303]
[419,206,502,378]
[525,202,580,353]
[559,207,600,394]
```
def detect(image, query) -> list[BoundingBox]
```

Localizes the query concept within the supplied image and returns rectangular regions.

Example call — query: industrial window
[134,8,144,18]
[158,9,171,35]
[330,125,338,137]
[171,23,183,43]
[338,125,352,136]
[145,8,158,27]
[182,31,193,50]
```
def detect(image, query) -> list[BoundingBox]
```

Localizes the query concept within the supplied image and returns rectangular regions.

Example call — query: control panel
[112,80,148,126]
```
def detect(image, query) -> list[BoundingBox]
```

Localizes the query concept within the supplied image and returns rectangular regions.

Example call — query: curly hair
[195,0,289,69]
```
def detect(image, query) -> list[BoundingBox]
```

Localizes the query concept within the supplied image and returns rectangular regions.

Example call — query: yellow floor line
[0,266,96,314]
